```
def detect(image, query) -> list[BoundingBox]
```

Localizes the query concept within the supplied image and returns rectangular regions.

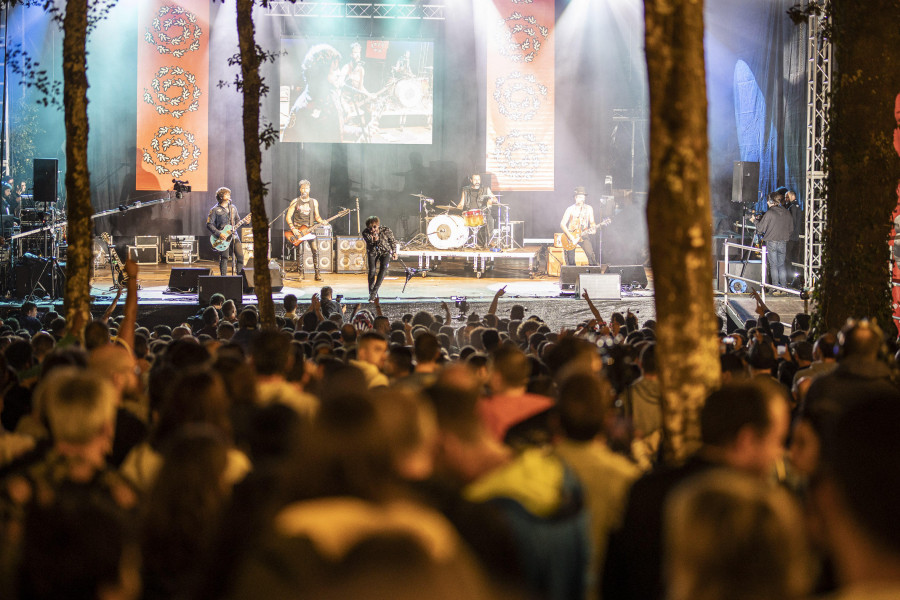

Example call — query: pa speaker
[302,237,333,274]
[198,275,243,305]
[33,158,58,204]
[335,236,366,273]
[732,161,759,204]
[243,264,284,293]
[559,265,607,289]
[167,267,211,293]
[577,273,621,300]
[607,265,648,289]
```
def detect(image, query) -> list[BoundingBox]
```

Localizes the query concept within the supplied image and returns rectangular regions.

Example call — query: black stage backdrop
[6,0,804,262]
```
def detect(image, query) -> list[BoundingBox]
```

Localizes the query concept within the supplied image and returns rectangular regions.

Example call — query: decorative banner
[486,0,554,191]
[136,0,209,191]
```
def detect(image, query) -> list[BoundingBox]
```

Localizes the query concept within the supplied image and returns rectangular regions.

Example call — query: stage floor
[1,260,810,333]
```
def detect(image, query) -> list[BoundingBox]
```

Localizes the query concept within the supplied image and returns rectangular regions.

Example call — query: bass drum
[427,215,467,250]
[395,77,425,108]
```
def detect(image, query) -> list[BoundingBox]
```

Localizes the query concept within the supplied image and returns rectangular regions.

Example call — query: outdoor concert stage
[0,257,809,334]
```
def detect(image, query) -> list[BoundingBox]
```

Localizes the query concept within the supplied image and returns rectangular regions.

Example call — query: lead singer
[362,216,397,302]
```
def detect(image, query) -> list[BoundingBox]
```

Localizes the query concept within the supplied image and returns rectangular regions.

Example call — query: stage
[0,258,810,334]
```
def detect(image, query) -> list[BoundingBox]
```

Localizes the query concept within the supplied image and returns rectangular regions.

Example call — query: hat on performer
[574,186,588,196]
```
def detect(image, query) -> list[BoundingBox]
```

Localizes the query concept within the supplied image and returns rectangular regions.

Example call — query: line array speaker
[732,161,759,204]
[33,158,58,204]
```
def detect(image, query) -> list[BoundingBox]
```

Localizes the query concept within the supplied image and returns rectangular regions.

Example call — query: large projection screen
[280,37,434,144]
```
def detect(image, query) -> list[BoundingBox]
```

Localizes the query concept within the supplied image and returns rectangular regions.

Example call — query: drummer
[456,173,497,248]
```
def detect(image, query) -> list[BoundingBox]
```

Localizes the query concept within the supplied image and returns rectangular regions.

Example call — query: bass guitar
[285,209,351,246]
[210,213,252,252]
[561,218,611,251]
[100,232,127,287]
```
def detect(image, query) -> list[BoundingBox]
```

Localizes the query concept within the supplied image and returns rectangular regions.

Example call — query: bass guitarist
[286,179,325,281]
[560,185,599,266]
[206,187,245,276]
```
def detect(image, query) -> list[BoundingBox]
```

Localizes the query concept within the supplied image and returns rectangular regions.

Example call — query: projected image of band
[280,38,434,144]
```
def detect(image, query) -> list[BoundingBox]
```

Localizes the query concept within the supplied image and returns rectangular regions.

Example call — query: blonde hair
[43,368,117,444]
[665,470,812,600]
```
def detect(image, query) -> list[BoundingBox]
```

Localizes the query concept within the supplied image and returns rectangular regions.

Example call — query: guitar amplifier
[316,224,333,237]
[302,237,333,274]
[335,236,366,273]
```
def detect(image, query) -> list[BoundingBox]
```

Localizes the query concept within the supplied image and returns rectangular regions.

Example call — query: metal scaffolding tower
[804,3,831,286]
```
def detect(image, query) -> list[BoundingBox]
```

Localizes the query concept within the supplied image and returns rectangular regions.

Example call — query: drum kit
[407,192,518,251]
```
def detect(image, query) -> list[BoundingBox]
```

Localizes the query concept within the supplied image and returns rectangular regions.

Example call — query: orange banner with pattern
[136,0,209,191]
[486,0,555,191]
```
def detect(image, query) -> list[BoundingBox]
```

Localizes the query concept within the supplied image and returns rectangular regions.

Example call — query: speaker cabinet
[607,265,648,289]
[14,258,66,298]
[335,236,366,273]
[198,275,243,305]
[243,264,284,293]
[559,265,606,289]
[33,158,58,204]
[547,247,589,276]
[577,273,621,300]
[301,237,333,274]
[732,161,759,204]
[167,267,211,293]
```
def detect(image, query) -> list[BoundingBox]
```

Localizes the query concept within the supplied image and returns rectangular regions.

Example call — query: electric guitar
[210,213,252,252]
[100,232,127,287]
[285,209,350,246]
[561,218,611,251]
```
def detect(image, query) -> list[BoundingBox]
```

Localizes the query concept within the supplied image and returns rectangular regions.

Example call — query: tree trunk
[62,0,92,339]
[236,0,275,329]
[816,1,899,331]
[644,0,720,465]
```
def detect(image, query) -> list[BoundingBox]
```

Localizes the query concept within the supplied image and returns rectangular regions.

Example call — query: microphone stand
[397,256,430,294]
[270,206,290,278]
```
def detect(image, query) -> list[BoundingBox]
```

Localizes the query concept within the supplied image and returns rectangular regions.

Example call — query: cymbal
[435,205,457,211]
[410,193,429,198]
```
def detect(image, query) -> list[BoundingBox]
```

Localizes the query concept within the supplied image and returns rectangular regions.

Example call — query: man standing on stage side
[286,180,326,281]
[206,187,244,276]
[362,216,397,303]
[560,186,599,266]
[755,190,793,294]
[456,173,497,248]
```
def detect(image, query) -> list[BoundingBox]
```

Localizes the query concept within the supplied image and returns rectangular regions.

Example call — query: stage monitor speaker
[33,158,58,204]
[243,264,284,293]
[335,236,366,273]
[198,275,243,305]
[302,237,333,274]
[167,267,211,293]
[732,161,759,204]
[607,265,648,289]
[577,273,621,300]
[559,264,607,289]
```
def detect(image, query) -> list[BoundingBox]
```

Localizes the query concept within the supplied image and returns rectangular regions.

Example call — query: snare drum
[463,209,484,228]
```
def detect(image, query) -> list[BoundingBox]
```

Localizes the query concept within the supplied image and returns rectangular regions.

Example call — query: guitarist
[206,187,244,276]
[286,179,325,281]
[560,186,599,266]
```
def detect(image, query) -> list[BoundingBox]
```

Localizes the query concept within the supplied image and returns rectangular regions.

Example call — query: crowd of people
[0,258,898,600]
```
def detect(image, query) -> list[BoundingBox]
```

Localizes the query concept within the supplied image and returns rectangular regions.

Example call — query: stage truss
[804,1,831,286]
[262,2,446,20]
